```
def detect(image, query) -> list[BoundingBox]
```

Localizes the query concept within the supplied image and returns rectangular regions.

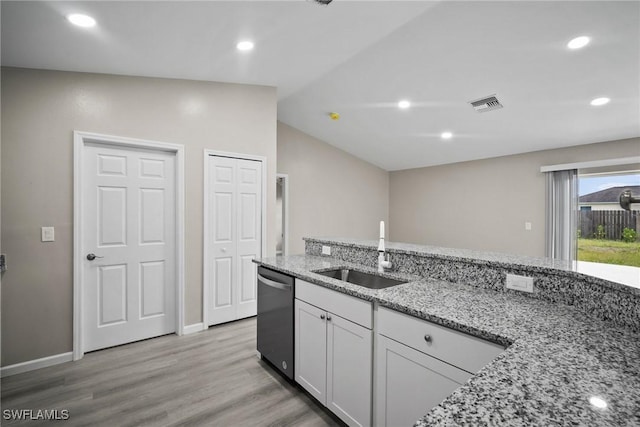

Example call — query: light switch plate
[41,226,55,242]
[506,273,534,293]
[525,222,532,231]
[321,245,331,256]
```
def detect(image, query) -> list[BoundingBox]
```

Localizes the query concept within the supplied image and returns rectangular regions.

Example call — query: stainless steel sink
[314,268,407,290]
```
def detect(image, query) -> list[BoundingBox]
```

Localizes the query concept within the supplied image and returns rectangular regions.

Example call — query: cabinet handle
[320,314,325,320]
[424,334,432,343]
[327,315,332,321]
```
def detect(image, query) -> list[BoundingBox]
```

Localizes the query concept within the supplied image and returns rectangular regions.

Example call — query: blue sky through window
[579,173,640,196]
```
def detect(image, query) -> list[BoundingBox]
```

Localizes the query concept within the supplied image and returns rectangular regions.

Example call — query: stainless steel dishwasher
[256,266,294,380]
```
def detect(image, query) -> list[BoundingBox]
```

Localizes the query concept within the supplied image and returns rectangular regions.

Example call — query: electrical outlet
[321,245,331,256]
[506,274,534,293]
[525,222,532,231]
[41,226,55,242]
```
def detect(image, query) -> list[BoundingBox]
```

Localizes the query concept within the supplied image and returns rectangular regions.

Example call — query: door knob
[86,253,104,261]
[221,248,227,253]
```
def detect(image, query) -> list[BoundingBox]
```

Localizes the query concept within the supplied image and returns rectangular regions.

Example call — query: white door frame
[73,131,185,361]
[276,173,290,256]
[203,150,267,328]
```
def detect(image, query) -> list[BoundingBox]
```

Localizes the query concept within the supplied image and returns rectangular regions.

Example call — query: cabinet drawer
[377,307,504,373]
[296,279,372,329]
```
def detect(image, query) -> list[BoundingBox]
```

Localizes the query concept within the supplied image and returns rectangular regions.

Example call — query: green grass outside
[578,238,640,267]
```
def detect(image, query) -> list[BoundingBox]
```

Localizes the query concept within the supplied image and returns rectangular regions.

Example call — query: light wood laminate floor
[1,317,343,426]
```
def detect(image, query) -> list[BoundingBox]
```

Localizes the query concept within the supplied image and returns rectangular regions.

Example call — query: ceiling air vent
[469,95,503,113]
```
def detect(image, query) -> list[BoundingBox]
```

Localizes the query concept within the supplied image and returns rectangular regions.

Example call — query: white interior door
[208,155,262,325]
[82,143,176,352]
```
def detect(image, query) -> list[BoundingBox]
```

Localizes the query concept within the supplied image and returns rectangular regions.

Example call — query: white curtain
[545,169,578,261]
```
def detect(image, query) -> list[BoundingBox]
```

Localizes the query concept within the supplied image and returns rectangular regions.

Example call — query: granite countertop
[254,254,640,427]
[304,237,576,270]
[304,237,640,296]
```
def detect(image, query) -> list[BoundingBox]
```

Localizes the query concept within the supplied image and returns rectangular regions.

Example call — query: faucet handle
[378,253,392,272]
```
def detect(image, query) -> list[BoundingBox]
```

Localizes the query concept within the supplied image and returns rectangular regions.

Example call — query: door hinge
[0,254,7,273]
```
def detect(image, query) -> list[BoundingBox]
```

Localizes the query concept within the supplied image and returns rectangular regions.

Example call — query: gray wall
[1,67,277,366]
[2,67,637,367]
[389,137,640,257]
[277,122,389,255]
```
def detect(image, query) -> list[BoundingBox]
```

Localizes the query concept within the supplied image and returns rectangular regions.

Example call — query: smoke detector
[469,95,503,113]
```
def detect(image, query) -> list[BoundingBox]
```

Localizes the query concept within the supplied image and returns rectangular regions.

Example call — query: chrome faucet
[378,251,392,273]
[378,221,392,273]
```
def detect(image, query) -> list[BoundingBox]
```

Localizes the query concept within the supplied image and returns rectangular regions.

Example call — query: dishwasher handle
[258,273,292,292]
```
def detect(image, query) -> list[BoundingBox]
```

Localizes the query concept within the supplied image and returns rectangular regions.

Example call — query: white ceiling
[2,1,639,171]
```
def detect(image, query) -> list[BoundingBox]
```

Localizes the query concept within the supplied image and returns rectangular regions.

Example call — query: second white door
[208,155,263,325]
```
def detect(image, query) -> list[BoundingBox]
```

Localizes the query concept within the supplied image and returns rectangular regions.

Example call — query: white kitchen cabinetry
[295,280,372,427]
[375,334,470,427]
[375,307,504,427]
[295,299,327,402]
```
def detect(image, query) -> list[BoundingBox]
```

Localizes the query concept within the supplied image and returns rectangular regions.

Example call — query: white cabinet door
[375,335,470,427]
[327,313,372,427]
[208,155,262,325]
[295,299,327,404]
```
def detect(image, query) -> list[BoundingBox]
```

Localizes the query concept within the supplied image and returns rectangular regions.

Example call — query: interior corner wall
[389,137,640,257]
[0,67,277,366]
[277,122,389,255]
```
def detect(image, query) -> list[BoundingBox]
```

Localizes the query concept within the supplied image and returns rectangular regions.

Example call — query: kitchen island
[254,238,640,427]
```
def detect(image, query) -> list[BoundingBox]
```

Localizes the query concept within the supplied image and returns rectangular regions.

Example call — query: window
[576,171,640,287]
[542,157,640,288]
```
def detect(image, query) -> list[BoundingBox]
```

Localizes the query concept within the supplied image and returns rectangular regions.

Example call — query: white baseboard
[1,352,73,378]
[2,325,206,377]
[183,322,205,335]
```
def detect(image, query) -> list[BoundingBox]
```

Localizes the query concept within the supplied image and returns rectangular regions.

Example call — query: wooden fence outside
[579,210,640,240]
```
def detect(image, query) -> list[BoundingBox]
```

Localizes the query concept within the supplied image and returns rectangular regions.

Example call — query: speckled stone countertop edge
[254,257,513,346]
[304,237,640,296]
[375,299,515,348]
[253,255,384,302]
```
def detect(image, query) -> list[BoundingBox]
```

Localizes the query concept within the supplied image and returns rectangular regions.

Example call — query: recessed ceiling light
[590,97,610,106]
[589,396,607,409]
[236,41,254,51]
[441,132,453,140]
[67,14,96,28]
[567,36,590,49]
[398,100,411,109]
